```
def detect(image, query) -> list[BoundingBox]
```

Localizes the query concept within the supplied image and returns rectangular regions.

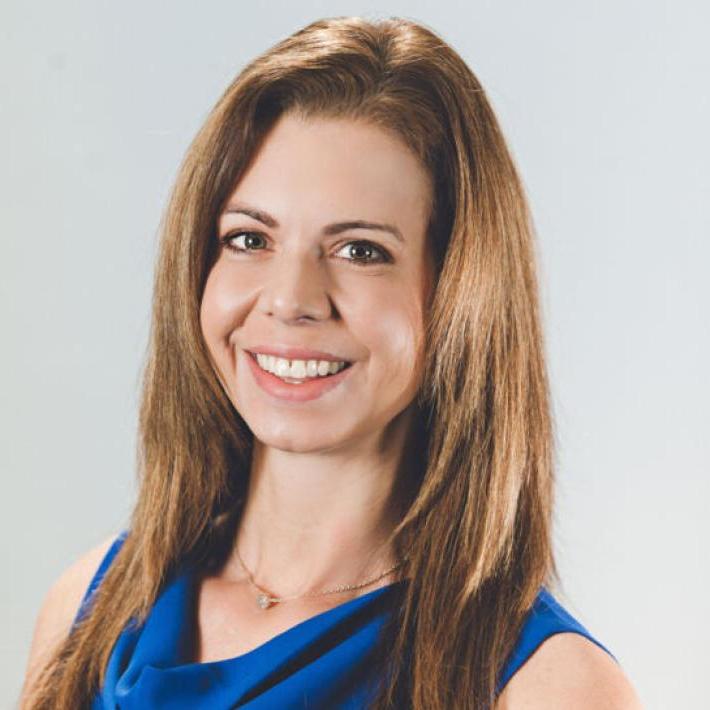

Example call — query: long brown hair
[25,16,558,709]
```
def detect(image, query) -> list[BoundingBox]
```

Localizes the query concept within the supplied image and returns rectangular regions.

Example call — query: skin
[495,633,645,709]
[199,111,435,600]
[20,534,116,707]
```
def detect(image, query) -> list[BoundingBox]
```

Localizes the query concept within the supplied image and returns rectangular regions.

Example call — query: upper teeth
[255,354,348,379]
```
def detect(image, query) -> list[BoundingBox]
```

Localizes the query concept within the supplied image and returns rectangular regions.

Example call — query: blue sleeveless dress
[76,531,616,708]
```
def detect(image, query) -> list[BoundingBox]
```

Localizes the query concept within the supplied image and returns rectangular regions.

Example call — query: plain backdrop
[2,1,708,707]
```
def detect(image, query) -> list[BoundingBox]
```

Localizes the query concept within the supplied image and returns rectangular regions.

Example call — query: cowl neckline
[92,563,408,709]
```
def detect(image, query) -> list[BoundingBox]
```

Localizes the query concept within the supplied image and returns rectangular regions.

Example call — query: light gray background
[3,1,708,707]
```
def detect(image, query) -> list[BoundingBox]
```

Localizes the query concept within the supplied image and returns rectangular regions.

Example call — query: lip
[246,344,352,363]
[243,349,354,403]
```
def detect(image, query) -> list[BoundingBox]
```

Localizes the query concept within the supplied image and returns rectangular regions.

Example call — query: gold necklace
[235,545,405,610]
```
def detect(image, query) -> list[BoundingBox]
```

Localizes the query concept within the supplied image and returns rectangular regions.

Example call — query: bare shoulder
[495,632,644,710]
[21,534,118,701]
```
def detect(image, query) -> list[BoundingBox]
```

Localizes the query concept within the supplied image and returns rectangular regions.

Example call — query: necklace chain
[234,545,405,610]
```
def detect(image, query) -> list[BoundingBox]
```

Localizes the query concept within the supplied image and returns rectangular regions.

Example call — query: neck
[227,407,416,597]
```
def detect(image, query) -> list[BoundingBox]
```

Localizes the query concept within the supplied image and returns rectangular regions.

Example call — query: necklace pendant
[256,592,273,610]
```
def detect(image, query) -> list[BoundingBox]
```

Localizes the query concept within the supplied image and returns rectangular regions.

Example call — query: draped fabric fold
[90,565,407,709]
[83,534,615,708]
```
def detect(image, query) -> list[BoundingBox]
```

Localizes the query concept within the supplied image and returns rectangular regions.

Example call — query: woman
[21,16,642,710]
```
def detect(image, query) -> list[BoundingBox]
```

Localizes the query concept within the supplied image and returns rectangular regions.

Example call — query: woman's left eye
[334,240,392,265]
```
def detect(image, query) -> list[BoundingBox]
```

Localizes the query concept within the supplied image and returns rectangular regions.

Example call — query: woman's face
[200,112,435,453]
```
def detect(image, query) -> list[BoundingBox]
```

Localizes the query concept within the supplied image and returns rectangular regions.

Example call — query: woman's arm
[495,632,644,709]
[19,535,117,707]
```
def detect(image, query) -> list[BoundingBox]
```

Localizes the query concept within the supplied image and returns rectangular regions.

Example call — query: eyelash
[218,231,393,265]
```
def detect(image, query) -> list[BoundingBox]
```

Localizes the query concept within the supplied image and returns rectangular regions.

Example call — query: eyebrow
[222,203,404,243]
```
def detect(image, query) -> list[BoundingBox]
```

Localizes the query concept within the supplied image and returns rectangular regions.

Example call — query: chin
[250,423,353,455]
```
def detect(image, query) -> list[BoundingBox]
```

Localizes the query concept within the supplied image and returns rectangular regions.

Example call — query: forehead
[222,113,433,229]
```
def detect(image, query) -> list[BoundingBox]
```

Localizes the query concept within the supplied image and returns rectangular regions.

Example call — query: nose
[257,246,333,324]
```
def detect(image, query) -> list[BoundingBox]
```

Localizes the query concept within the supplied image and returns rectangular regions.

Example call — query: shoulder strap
[496,587,617,696]
[72,529,129,628]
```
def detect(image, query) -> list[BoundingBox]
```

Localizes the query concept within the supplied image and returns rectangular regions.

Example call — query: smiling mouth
[246,350,354,384]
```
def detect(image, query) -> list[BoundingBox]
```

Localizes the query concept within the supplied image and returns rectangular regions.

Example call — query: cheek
[199,265,248,349]
[199,270,222,349]
[356,284,427,384]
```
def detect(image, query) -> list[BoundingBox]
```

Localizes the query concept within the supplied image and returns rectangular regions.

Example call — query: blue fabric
[78,532,617,708]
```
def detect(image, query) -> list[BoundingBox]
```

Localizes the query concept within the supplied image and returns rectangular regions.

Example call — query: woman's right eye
[219,231,267,252]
